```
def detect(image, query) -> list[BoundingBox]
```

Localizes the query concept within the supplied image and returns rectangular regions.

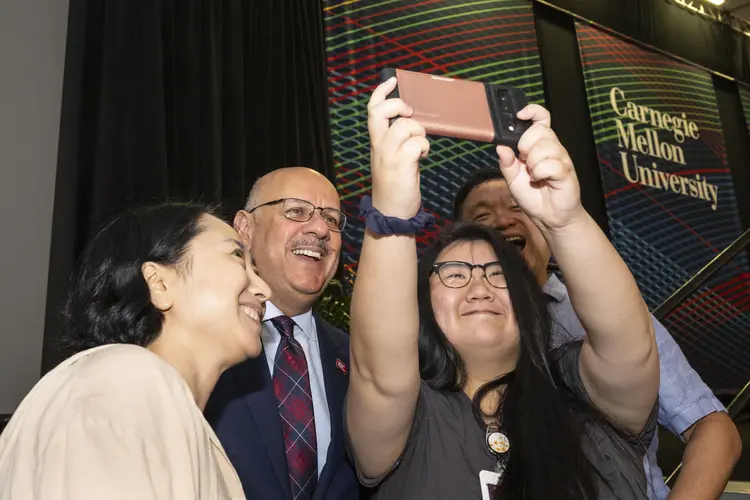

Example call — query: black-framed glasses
[247,197,347,232]
[431,261,508,289]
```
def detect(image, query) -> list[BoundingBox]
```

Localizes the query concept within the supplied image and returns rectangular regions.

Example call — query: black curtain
[534,2,608,233]
[714,75,750,238]
[43,0,333,374]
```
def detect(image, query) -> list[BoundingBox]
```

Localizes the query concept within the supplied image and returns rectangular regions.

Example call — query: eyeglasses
[431,261,507,289]
[247,197,347,232]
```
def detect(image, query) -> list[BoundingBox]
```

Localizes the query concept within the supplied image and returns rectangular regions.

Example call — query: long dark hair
[60,203,218,353]
[418,223,601,500]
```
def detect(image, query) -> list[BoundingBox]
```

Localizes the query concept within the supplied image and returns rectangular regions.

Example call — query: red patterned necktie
[271,316,317,500]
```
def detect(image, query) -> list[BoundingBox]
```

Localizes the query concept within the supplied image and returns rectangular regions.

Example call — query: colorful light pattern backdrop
[740,83,750,139]
[577,22,750,393]
[323,0,544,287]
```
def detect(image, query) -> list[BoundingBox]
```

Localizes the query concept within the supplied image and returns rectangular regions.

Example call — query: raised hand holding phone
[379,68,531,147]
[368,77,430,220]
[497,104,587,232]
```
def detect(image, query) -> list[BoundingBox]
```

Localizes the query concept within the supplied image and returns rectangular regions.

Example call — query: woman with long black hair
[345,77,659,499]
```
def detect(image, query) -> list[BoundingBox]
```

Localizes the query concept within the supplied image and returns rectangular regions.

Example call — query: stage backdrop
[740,83,750,138]
[576,22,750,393]
[323,0,544,288]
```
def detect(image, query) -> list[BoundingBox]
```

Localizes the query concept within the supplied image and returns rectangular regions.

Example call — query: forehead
[437,240,498,264]
[196,214,240,243]
[264,172,340,209]
[462,179,512,214]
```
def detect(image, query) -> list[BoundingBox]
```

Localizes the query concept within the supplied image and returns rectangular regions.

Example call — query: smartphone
[380,68,531,148]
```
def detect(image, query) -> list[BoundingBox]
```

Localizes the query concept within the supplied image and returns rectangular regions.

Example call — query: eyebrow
[225,238,246,252]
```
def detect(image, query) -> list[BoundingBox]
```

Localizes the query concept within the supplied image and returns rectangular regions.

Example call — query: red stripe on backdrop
[327,32,535,86]
[601,158,733,262]
[328,21,534,72]
[329,45,539,104]
[326,13,532,63]
[659,274,749,330]
[668,287,750,334]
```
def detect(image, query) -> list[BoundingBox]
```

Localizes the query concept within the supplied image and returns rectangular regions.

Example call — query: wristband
[359,195,434,235]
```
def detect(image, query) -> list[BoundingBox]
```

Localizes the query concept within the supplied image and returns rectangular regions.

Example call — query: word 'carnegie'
[610,87,699,146]
[609,87,718,210]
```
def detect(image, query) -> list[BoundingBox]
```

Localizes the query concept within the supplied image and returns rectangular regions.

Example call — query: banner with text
[323,0,544,289]
[577,22,750,393]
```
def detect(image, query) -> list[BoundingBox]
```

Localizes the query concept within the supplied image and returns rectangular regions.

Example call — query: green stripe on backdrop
[583,73,713,91]
[326,0,525,20]
[327,1,522,42]
[327,5,525,50]
[585,80,715,99]
[581,66,711,82]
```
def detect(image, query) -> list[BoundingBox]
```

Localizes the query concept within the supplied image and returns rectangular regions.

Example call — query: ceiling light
[705,0,724,5]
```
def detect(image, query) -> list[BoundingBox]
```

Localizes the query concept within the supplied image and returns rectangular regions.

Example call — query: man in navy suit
[205,167,360,500]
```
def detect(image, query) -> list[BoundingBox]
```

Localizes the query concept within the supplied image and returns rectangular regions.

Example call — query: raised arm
[498,105,658,433]
[347,77,431,479]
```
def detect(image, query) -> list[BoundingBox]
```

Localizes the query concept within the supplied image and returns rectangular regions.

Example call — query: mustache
[291,238,331,257]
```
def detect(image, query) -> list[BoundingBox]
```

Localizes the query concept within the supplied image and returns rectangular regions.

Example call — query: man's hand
[497,104,586,231]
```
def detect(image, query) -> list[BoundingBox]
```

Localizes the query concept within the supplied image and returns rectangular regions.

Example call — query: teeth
[505,236,523,243]
[292,249,322,260]
[240,305,259,322]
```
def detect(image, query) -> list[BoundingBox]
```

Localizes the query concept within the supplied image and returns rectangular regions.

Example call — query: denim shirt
[543,274,727,500]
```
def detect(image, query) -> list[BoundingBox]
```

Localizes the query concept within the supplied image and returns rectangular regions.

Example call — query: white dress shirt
[262,302,331,476]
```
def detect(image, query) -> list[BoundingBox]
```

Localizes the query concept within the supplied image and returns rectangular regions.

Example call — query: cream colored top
[0,344,245,500]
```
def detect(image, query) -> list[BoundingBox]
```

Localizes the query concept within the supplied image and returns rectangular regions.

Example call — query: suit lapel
[228,317,349,500]
[314,315,350,495]
[230,354,291,498]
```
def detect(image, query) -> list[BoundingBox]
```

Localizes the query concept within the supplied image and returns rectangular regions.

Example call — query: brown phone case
[381,68,530,147]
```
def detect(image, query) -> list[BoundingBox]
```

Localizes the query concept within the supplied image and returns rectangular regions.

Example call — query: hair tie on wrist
[359,195,435,235]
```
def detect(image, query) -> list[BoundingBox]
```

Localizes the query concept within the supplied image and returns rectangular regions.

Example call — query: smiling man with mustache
[205,167,360,500]
[453,167,741,500]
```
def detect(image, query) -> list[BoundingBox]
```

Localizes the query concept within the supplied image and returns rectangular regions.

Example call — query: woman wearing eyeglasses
[344,78,659,500]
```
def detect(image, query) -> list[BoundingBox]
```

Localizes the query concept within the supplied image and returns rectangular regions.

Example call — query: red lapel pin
[336,358,347,374]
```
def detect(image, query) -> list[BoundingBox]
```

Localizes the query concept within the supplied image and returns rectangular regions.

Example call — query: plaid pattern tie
[271,316,317,500]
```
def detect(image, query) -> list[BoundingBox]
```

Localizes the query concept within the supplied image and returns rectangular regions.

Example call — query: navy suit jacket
[205,314,361,500]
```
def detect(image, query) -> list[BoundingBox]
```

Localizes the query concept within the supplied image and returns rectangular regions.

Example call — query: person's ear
[234,210,254,246]
[141,262,176,311]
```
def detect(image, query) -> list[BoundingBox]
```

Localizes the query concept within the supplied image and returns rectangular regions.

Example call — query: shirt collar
[262,301,316,341]
[542,273,567,303]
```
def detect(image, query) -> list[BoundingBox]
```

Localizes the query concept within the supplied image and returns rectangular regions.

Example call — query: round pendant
[487,431,510,454]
